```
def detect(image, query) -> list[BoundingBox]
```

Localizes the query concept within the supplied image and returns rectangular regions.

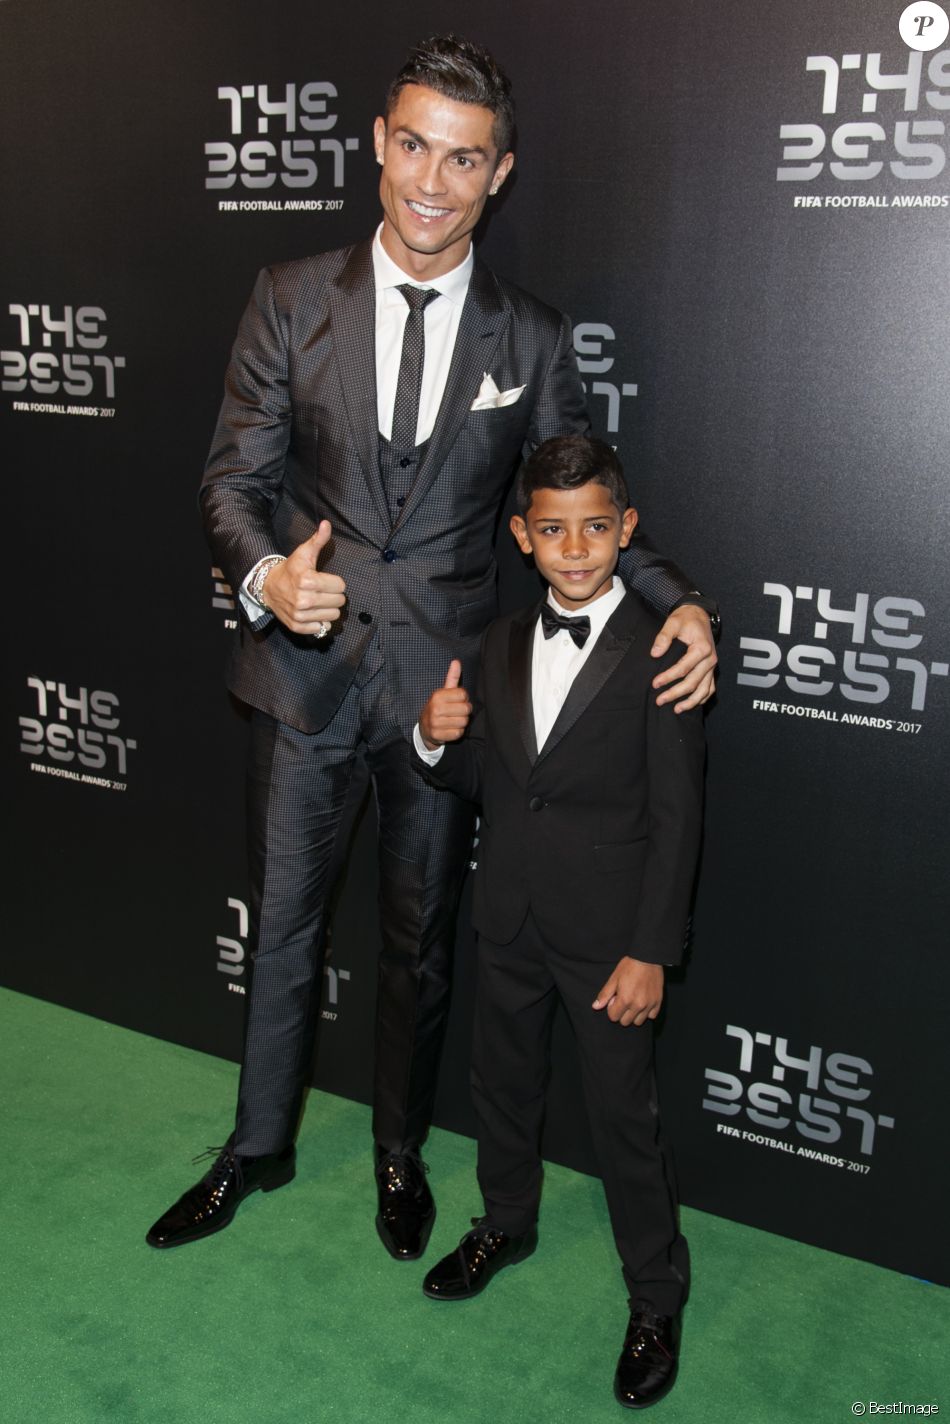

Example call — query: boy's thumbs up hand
[419,660,471,749]
[258,520,347,634]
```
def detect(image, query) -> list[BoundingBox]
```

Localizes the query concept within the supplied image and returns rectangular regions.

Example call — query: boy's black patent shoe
[613,1307,681,1409]
[145,1142,296,1248]
[422,1219,538,1299]
[374,1147,436,1260]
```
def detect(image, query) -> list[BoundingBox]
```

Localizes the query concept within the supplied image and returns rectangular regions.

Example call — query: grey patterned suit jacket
[200,239,694,735]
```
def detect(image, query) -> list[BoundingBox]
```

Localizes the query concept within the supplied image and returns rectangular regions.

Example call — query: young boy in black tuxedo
[412,434,705,1410]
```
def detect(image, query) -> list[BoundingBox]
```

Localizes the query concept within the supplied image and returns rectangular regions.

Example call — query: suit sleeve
[629,646,706,965]
[412,641,489,806]
[522,313,590,452]
[618,533,710,620]
[199,267,292,622]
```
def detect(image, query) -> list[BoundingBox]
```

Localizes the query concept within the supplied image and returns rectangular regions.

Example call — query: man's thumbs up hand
[258,520,347,635]
[419,660,472,750]
[299,520,333,564]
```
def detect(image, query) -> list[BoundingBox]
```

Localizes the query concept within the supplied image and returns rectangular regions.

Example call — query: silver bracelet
[248,554,286,611]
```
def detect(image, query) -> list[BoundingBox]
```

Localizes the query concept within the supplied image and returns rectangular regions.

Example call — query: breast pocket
[593,838,648,876]
[465,401,528,445]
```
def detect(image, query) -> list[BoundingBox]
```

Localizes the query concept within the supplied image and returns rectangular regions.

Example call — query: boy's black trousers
[471,910,689,1314]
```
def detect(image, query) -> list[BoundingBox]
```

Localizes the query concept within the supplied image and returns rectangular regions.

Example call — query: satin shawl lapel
[507,604,541,768]
[392,260,509,535]
[327,240,389,527]
[536,595,639,765]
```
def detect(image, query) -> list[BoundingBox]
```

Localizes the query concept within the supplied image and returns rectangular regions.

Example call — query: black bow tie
[540,603,591,648]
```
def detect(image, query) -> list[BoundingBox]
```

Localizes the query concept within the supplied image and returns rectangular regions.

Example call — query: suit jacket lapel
[536,594,639,764]
[393,259,509,535]
[508,604,540,767]
[327,241,390,527]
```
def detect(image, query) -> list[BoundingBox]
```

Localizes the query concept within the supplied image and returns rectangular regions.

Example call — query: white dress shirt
[414,577,627,763]
[372,225,473,445]
[241,227,474,617]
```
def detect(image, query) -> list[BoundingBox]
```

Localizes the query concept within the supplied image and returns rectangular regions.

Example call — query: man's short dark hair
[516,435,630,517]
[386,35,515,156]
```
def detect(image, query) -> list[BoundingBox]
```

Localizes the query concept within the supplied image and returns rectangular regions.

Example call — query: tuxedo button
[399,457,411,469]
[528,796,545,812]
[358,612,373,625]
[383,549,397,563]
[396,496,406,507]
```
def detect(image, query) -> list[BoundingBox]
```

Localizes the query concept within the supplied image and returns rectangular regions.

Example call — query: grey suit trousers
[234,653,475,1156]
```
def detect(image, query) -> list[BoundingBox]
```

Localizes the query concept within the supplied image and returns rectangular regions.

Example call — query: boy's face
[510,480,638,609]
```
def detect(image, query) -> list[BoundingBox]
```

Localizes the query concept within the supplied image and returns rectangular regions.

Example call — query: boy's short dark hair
[386,35,515,156]
[516,435,630,517]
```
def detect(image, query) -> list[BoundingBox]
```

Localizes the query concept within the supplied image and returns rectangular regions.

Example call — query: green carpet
[1,987,944,1423]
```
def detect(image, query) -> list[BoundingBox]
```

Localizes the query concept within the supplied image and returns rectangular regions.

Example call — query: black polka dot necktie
[391,284,440,450]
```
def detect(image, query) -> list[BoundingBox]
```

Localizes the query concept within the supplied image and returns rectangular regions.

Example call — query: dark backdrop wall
[3,0,948,1286]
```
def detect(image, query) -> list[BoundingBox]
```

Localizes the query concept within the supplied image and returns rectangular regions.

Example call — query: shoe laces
[376,1151,429,1192]
[468,1215,499,1233]
[464,1218,507,1248]
[453,1219,509,1283]
[192,1144,243,1191]
[624,1310,673,1359]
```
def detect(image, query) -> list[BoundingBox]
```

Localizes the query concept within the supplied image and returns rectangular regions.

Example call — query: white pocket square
[470,372,526,410]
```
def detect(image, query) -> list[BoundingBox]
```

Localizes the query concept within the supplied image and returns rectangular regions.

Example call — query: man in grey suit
[147,35,718,1258]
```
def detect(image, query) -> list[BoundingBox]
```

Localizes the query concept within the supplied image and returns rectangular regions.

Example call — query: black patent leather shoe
[145,1141,296,1249]
[374,1146,435,1260]
[422,1219,538,1300]
[613,1307,681,1409]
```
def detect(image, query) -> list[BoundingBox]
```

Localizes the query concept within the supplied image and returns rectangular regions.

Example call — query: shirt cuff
[412,724,445,765]
[240,558,276,619]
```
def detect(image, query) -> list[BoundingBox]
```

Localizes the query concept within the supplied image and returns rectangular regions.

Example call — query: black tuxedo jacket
[200,239,697,735]
[419,594,705,966]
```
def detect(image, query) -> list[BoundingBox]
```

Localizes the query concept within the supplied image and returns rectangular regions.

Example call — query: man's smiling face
[373,83,513,279]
